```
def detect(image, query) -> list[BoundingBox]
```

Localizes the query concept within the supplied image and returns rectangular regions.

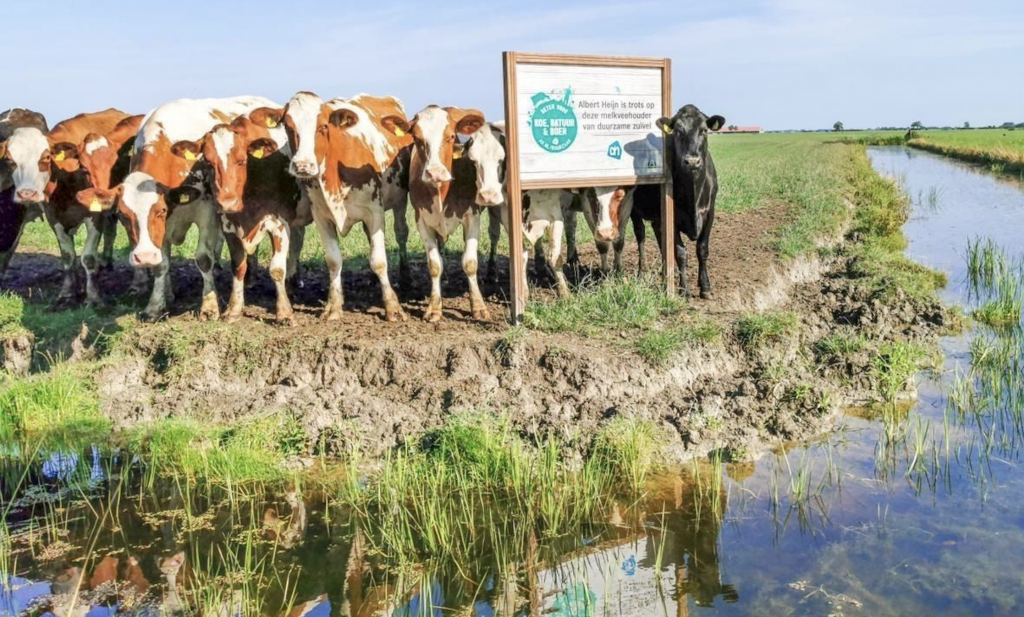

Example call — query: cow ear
[248,138,279,160]
[76,186,122,212]
[447,108,485,135]
[380,115,411,138]
[171,140,203,161]
[329,109,359,128]
[655,117,674,135]
[707,115,725,132]
[250,107,285,130]
[52,142,79,163]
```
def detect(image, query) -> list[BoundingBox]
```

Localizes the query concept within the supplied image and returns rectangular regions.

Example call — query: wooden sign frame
[502,52,675,323]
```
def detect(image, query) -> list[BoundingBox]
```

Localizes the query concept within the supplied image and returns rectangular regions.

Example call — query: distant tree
[1000,122,1015,129]
[910,121,924,130]
[963,121,970,129]
[833,121,844,132]
[727,124,738,131]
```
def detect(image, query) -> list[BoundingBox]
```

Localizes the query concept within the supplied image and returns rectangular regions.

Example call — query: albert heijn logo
[607,140,623,160]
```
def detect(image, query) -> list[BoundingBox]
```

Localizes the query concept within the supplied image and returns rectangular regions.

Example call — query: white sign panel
[514,63,665,183]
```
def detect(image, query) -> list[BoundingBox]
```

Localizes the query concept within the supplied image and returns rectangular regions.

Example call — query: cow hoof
[386,306,408,322]
[141,311,166,323]
[700,290,714,300]
[199,309,220,322]
[276,313,295,327]
[472,308,491,321]
[85,298,108,311]
[424,308,442,323]
[321,308,343,321]
[223,313,243,324]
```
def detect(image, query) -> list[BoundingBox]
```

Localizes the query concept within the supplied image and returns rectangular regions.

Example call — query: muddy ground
[1,203,948,461]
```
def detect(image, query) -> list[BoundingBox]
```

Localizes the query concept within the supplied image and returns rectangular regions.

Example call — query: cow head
[656,104,725,170]
[403,106,485,187]
[112,170,203,268]
[73,116,143,213]
[585,187,631,242]
[464,122,506,206]
[191,115,280,213]
[278,92,331,179]
[1,127,54,204]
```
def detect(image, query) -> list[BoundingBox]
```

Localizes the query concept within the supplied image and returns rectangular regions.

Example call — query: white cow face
[466,123,505,206]
[408,106,485,187]
[282,92,328,179]
[2,128,52,204]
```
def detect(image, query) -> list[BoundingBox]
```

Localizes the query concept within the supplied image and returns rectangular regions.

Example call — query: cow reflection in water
[263,487,308,549]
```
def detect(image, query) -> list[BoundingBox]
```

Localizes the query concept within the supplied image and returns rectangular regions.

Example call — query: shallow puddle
[3,146,1024,615]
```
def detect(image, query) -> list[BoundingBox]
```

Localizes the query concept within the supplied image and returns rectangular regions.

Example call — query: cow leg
[596,240,611,275]
[392,199,411,278]
[50,221,78,306]
[267,219,294,324]
[81,217,105,308]
[287,224,305,287]
[676,238,689,298]
[486,207,502,284]
[697,213,715,299]
[223,233,247,323]
[195,210,221,321]
[612,234,626,274]
[419,217,444,323]
[632,210,647,275]
[545,219,570,298]
[463,212,488,321]
[97,213,116,270]
[565,208,580,267]
[143,247,172,320]
[313,212,345,321]
[367,211,405,322]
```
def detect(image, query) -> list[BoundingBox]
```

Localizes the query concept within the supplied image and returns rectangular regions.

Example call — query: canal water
[2,146,1024,616]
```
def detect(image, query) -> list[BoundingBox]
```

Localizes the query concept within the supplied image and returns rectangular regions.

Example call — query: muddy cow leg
[222,233,247,323]
[486,207,502,284]
[0,198,30,277]
[286,224,305,288]
[313,207,344,321]
[595,240,611,275]
[612,234,626,274]
[143,245,172,320]
[81,217,105,307]
[49,218,78,305]
[196,208,221,321]
[267,218,294,324]
[564,207,580,267]
[418,216,444,323]
[367,209,405,322]
[676,237,689,298]
[545,218,570,298]
[463,211,489,321]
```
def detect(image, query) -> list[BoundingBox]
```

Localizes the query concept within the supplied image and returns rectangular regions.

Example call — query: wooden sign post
[502,52,674,323]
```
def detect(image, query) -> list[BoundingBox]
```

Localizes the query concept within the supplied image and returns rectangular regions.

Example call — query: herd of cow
[0,94,724,324]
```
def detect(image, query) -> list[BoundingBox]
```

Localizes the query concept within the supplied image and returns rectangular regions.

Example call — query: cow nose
[291,160,318,178]
[218,196,242,213]
[131,249,163,267]
[684,156,702,168]
[477,189,504,206]
[596,227,618,242]
[425,167,452,184]
[15,189,41,203]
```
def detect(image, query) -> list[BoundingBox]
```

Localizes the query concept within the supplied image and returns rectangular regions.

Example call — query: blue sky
[3,0,1022,130]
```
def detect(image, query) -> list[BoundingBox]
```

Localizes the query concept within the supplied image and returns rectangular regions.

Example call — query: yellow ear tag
[183,150,197,162]
[661,125,674,136]
[179,194,190,204]
[394,127,405,137]
[89,199,102,213]
[266,118,278,128]
[54,151,66,162]
[452,150,463,160]
[252,148,265,159]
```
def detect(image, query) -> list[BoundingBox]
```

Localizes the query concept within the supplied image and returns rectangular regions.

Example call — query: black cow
[631,104,724,298]
[0,108,49,275]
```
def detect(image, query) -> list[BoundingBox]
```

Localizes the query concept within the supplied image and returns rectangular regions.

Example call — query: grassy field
[909,128,1024,174]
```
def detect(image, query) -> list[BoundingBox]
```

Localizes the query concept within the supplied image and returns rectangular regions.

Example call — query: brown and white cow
[2,109,141,304]
[275,92,412,321]
[0,108,48,275]
[401,105,495,321]
[173,108,311,323]
[564,186,634,274]
[85,97,277,319]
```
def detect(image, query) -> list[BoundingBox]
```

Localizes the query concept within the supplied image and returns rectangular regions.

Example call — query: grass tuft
[736,311,798,350]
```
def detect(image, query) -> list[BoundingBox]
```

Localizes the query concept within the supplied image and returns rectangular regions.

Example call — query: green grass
[524,275,684,335]
[816,332,868,360]
[0,293,29,339]
[633,319,721,364]
[0,368,108,445]
[872,342,927,402]
[736,311,798,350]
[907,129,1024,174]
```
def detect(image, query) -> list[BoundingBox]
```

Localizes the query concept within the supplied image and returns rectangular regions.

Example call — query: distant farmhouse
[718,125,763,134]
